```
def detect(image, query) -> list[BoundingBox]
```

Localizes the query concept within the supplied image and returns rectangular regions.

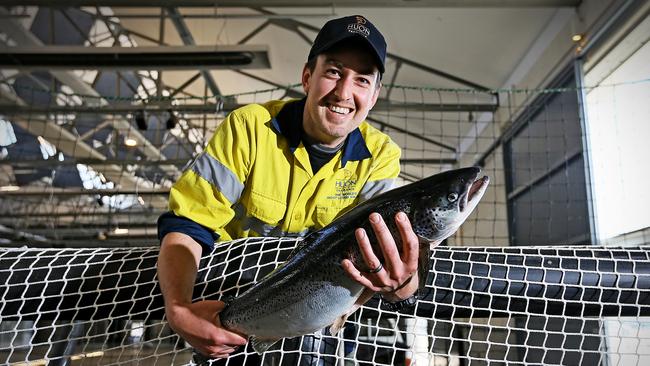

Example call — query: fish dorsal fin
[250,336,280,354]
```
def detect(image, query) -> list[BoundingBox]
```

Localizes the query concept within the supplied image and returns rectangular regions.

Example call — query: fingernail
[356,228,366,239]
[370,213,381,223]
[396,212,406,222]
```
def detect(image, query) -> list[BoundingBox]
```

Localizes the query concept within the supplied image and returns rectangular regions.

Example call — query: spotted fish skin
[219,167,489,353]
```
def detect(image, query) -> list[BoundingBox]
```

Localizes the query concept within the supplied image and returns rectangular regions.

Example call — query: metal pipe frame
[2,1,582,7]
[0,100,497,115]
[0,45,271,70]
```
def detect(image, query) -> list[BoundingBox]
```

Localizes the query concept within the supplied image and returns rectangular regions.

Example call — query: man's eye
[357,78,371,86]
[326,69,341,76]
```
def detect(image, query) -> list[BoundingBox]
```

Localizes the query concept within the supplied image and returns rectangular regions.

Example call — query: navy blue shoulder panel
[157,211,219,254]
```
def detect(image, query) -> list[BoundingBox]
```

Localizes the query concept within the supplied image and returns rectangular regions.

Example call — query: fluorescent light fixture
[125,137,137,147]
[70,351,105,361]
[0,45,271,70]
[113,228,129,235]
[0,185,20,192]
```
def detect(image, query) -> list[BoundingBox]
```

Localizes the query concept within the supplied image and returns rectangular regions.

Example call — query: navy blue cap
[308,15,387,73]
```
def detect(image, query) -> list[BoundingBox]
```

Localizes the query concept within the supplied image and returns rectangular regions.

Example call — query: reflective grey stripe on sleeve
[233,203,277,236]
[233,203,310,237]
[358,178,397,202]
[244,216,278,236]
[191,152,244,204]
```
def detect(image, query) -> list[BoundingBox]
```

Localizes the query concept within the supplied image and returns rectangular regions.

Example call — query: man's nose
[333,76,353,101]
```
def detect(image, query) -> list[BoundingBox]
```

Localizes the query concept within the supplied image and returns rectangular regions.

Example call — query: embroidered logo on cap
[347,16,370,37]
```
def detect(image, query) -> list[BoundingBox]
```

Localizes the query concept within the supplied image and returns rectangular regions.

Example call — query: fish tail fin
[250,337,280,354]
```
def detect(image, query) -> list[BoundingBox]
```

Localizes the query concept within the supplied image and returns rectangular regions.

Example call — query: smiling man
[302,40,382,147]
[157,15,422,365]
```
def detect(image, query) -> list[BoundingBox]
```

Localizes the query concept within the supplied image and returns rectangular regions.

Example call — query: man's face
[301,46,381,147]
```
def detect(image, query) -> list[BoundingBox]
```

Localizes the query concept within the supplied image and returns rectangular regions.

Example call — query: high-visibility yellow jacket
[158,98,401,253]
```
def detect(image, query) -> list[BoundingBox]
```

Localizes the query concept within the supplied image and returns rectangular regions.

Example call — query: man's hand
[165,299,247,358]
[158,233,247,358]
[341,211,420,301]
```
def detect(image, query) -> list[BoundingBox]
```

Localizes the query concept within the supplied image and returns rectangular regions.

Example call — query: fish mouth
[469,176,489,200]
[462,175,490,212]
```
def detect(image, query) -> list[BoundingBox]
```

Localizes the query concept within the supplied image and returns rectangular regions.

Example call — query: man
[157,15,422,364]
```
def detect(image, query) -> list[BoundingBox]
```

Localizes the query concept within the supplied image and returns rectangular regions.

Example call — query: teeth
[329,105,350,114]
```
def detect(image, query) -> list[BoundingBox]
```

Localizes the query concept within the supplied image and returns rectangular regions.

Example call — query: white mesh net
[2,239,649,365]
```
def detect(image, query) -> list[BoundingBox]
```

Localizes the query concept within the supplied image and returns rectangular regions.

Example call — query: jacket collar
[270,98,372,167]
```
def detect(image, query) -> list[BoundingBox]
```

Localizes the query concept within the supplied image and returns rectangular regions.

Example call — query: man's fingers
[355,227,383,274]
[394,212,419,273]
[214,327,248,347]
[214,312,248,346]
[208,345,237,358]
[349,212,422,295]
[368,213,401,271]
[342,258,384,292]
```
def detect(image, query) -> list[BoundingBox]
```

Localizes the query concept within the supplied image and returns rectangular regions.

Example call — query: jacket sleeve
[163,106,261,247]
[157,211,219,254]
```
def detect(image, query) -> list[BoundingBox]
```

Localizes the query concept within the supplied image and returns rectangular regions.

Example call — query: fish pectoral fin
[417,238,433,290]
[329,289,377,336]
[416,234,433,243]
[355,288,376,307]
[329,313,350,336]
[250,336,280,354]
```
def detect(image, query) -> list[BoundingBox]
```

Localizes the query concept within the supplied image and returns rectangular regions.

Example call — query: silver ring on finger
[368,262,383,274]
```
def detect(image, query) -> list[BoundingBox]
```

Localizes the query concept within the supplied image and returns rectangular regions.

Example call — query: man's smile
[327,104,353,115]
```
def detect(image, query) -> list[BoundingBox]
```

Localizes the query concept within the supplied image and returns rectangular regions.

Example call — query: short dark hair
[305,38,383,85]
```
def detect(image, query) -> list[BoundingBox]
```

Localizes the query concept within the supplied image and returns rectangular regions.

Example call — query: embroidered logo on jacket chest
[328,170,359,200]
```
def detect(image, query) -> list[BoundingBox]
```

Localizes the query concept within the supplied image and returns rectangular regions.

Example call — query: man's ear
[369,81,382,110]
[301,64,312,94]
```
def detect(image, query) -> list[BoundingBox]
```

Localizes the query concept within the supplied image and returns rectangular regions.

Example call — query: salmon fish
[219,167,489,353]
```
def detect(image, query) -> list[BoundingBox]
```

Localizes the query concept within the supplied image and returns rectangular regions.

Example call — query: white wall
[584,14,650,241]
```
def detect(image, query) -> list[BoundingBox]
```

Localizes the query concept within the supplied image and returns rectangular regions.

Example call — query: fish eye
[447,192,458,202]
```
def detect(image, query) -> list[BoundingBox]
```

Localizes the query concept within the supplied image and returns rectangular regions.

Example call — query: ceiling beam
[0,187,170,196]
[234,70,305,99]
[0,7,181,181]
[0,225,158,235]
[3,158,192,167]
[367,115,457,153]
[4,156,460,168]
[166,7,222,97]
[2,1,581,7]
[0,210,163,219]
[0,87,172,208]
[0,45,271,70]
[264,14,499,92]
[0,99,497,115]
[388,53,492,91]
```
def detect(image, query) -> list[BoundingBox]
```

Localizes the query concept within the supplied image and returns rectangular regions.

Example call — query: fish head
[411,167,489,242]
